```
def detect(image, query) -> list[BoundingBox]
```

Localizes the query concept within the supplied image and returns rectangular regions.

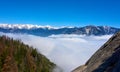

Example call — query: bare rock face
[73,32,120,72]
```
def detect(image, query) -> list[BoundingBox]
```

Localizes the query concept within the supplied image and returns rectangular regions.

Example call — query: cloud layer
[0,33,112,72]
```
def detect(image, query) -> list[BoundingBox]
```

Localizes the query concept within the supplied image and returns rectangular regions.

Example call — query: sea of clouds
[0,32,112,72]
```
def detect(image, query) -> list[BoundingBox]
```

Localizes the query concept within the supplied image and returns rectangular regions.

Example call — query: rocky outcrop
[73,31,120,72]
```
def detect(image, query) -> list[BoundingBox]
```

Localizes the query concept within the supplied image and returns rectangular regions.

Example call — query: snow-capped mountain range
[0,24,73,29]
[0,24,119,37]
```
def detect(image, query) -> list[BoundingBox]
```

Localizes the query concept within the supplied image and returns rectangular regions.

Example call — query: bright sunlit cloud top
[0,32,112,72]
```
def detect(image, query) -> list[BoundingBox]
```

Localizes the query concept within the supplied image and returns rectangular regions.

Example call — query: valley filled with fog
[0,32,112,72]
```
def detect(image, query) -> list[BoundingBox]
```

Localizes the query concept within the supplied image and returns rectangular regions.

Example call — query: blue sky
[0,0,120,27]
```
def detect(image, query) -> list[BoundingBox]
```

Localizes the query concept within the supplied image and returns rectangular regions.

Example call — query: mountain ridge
[0,24,119,37]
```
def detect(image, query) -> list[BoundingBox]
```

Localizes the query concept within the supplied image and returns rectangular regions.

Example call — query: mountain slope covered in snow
[0,24,119,36]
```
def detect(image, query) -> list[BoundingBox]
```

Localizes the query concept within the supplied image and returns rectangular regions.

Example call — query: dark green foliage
[0,36,55,72]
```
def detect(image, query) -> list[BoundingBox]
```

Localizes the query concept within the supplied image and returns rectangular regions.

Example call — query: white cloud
[0,33,112,72]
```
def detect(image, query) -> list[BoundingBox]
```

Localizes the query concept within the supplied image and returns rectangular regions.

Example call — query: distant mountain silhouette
[0,24,119,36]
[73,31,120,72]
[0,36,55,72]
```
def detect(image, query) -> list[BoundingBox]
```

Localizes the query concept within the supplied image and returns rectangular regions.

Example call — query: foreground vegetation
[0,36,55,72]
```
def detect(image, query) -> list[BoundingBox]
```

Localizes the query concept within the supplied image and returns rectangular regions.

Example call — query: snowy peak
[82,25,119,35]
[0,24,35,29]
[0,24,56,29]
[0,24,74,29]
[0,24,119,36]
